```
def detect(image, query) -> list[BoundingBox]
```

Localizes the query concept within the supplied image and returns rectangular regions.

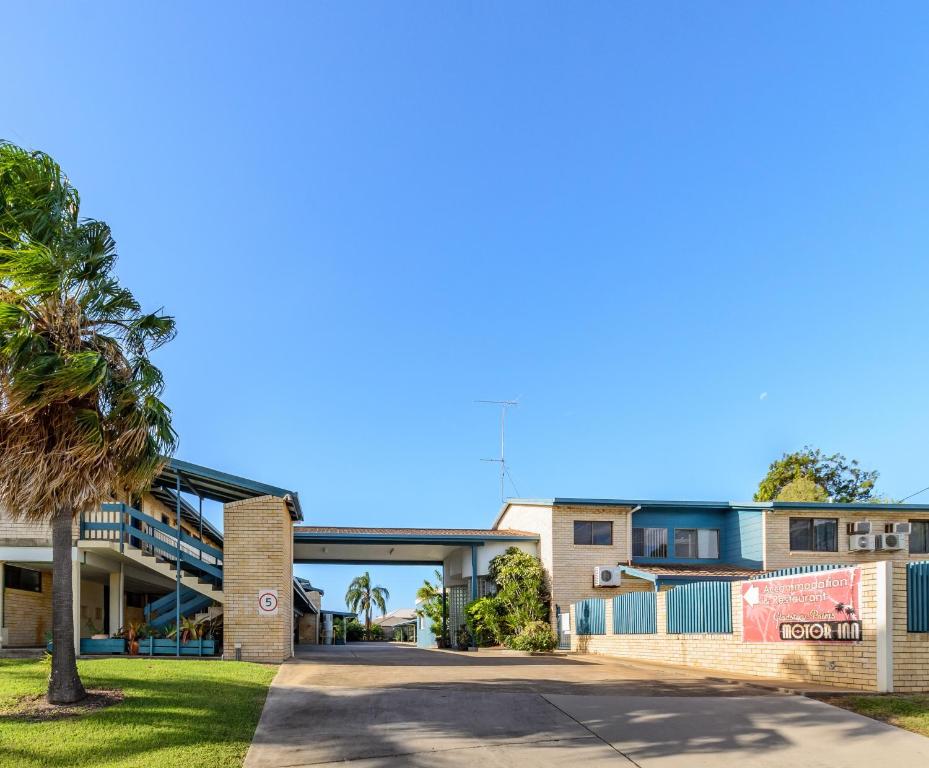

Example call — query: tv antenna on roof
[477,398,520,503]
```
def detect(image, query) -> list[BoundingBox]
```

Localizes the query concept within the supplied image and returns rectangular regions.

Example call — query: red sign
[742,567,862,643]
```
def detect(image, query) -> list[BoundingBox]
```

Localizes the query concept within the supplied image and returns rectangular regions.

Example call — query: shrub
[506,621,557,653]
[466,596,507,646]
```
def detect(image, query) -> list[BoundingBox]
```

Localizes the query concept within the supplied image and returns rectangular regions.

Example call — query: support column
[222,496,294,663]
[470,545,479,601]
[108,566,124,635]
[876,560,894,693]
[72,549,81,656]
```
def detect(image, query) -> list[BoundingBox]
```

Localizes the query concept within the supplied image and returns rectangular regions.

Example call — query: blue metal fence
[666,581,732,634]
[907,561,929,632]
[750,564,845,580]
[573,598,606,635]
[613,591,656,634]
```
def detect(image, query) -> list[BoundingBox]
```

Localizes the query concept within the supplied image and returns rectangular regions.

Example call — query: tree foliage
[344,571,390,632]
[414,569,445,642]
[775,476,829,502]
[0,141,176,704]
[754,446,878,503]
[466,547,551,649]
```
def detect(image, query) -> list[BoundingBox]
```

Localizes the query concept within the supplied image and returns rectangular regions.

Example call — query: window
[789,517,838,552]
[632,527,668,558]
[911,520,929,554]
[673,529,719,559]
[4,564,42,593]
[573,520,613,546]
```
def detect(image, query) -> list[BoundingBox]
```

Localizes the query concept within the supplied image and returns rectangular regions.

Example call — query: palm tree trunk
[47,508,86,704]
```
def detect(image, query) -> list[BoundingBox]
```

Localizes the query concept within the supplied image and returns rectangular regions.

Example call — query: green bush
[506,620,557,652]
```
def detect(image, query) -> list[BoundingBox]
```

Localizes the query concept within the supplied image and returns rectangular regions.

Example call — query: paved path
[245,643,929,767]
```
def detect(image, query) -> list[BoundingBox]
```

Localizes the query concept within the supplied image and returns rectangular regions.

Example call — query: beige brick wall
[222,496,293,663]
[892,563,929,693]
[575,563,882,691]
[3,571,52,647]
[298,612,319,643]
[0,507,52,547]
[764,509,929,570]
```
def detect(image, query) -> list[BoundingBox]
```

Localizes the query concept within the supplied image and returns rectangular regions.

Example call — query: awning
[155,458,303,520]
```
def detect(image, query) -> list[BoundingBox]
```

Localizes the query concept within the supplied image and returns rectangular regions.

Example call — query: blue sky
[6,3,929,613]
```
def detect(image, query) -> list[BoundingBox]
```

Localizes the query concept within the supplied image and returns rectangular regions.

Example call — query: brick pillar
[223,496,294,663]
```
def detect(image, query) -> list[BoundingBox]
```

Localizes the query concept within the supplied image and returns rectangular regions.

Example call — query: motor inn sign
[742,567,863,643]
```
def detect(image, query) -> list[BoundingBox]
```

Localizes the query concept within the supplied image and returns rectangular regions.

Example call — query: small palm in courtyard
[345,571,390,635]
[0,142,177,703]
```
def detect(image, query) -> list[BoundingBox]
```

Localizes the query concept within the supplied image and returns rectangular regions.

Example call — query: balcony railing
[80,503,223,586]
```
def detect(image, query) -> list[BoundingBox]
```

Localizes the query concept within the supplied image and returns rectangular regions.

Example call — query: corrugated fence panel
[666,581,732,634]
[613,591,657,634]
[573,598,606,635]
[751,564,845,580]
[908,561,929,633]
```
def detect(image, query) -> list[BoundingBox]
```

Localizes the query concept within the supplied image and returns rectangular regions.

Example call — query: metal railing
[80,503,223,586]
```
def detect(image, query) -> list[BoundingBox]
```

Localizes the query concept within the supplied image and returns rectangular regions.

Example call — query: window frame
[910,519,929,555]
[3,564,42,593]
[672,528,720,559]
[573,520,613,546]
[788,517,839,552]
[632,527,669,558]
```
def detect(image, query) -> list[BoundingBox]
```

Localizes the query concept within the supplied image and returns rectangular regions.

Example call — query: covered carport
[292,527,539,646]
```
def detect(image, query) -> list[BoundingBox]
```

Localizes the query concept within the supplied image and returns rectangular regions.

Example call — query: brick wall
[764,509,929,570]
[3,571,52,646]
[0,507,52,547]
[297,612,319,643]
[575,562,882,691]
[222,496,294,663]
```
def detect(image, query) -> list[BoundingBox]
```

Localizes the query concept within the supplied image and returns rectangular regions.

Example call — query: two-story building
[493,497,929,635]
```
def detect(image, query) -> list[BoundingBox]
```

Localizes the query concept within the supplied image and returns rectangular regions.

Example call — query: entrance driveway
[245,643,929,767]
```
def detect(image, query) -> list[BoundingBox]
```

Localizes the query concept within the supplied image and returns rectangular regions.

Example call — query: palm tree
[0,142,177,703]
[344,571,390,635]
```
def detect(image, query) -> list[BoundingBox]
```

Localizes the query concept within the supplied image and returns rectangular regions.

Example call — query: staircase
[79,502,224,604]
[145,587,220,629]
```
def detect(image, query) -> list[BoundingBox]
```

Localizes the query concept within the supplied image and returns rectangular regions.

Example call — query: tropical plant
[0,142,177,703]
[344,571,390,634]
[180,616,203,643]
[755,447,879,503]
[507,620,557,652]
[415,569,445,640]
[466,596,506,645]
[366,623,384,641]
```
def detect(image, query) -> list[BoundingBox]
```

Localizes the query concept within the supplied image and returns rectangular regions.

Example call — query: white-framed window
[673,528,719,559]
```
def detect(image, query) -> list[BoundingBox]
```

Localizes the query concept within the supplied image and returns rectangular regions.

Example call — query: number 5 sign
[258,589,279,617]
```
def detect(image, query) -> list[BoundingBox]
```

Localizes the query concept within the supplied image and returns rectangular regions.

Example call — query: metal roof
[155,458,303,520]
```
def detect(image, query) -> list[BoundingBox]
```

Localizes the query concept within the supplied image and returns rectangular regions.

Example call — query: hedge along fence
[666,581,732,634]
[574,598,606,635]
[908,561,929,632]
[613,591,657,634]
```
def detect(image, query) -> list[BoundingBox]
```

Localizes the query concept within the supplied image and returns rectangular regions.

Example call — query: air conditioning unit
[594,566,621,587]
[877,533,907,551]
[887,522,912,535]
[847,520,872,535]
[848,534,876,552]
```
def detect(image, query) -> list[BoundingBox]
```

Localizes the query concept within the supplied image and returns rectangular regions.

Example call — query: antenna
[477,398,519,503]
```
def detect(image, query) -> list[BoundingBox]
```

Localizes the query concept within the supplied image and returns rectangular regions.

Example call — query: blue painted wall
[631,507,763,568]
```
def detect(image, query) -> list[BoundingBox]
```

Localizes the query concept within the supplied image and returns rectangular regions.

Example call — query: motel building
[3,462,929,692]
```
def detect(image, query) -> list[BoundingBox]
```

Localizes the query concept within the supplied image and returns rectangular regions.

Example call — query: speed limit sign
[258,589,279,617]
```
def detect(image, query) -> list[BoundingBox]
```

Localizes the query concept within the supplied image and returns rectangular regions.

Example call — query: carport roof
[294,526,538,539]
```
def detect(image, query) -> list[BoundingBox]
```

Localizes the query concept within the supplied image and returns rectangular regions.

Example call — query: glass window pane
[674,529,696,558]
[910,521,929,554]
[789,518,811,551]
[573,521,592,545]
[649,528,668,558]
[813,519,837,552]
[697,529,719,558]
[632,528,644,556]
[592,522,612,545]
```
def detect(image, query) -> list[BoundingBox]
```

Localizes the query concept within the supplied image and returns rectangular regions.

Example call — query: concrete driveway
[245,643,929,767]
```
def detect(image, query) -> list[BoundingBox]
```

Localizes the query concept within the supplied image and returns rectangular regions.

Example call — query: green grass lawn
[823,694,929,738]
[0,657,277,768]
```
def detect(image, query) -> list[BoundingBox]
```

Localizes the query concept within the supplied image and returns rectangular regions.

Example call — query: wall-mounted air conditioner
[848,534,876,552]
[877,533,907,551]
[847,520,872,535]
[594,566,621,587]
[886,522,912,535]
